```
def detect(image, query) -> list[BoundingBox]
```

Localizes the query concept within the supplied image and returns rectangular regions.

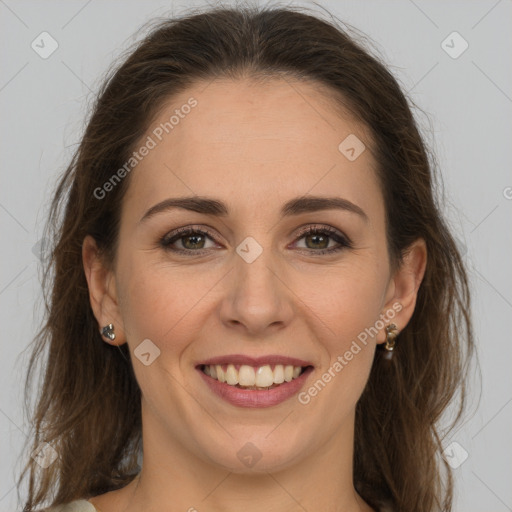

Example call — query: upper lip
[197,354,314,368]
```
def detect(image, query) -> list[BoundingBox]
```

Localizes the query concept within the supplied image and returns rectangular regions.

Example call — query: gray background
[1,1,511,511]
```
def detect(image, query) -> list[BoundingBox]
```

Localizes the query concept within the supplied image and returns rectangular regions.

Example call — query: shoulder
[42,499,97,512]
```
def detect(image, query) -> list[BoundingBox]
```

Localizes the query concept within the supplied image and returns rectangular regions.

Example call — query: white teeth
[203,363,306,388]
[273,364,285,384]
[255,365,274,387]
[238,365,256,386]
[225,364,238,385]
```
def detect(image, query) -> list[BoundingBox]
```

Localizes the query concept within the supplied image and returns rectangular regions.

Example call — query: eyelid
[293,223,343,238]
[160,225,220,247]
[290,224,353,250]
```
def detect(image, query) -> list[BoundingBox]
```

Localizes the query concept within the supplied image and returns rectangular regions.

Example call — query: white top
[45,500,97,512]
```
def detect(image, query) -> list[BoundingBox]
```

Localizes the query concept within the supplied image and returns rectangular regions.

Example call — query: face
[85,77,417,474]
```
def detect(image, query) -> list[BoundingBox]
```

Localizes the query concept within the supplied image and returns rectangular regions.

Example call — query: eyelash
[159,225,353,256]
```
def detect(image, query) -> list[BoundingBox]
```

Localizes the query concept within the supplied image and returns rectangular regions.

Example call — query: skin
[83,77,426,512]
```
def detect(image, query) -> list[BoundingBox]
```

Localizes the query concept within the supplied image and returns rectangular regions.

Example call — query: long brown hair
[18,5,477,511]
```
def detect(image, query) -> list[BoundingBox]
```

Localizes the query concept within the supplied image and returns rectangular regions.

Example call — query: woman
[19,5,475,512]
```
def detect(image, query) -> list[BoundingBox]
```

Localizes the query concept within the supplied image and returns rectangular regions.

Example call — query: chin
[203,442,302,474]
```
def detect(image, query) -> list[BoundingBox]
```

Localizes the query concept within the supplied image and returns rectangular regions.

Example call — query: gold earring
[382,323,399,360]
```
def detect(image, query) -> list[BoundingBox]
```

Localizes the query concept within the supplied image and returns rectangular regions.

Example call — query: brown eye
[160,227,218,253]
[293,226,352,255]
[159,225,352,256]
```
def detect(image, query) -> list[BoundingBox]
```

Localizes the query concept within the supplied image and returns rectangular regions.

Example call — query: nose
[218,245,294,337]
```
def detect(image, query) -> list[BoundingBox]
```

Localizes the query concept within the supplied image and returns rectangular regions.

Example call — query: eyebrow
[139,195,369,224]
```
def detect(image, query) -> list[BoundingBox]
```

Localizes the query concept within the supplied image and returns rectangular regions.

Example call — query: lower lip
[197,366,314,408]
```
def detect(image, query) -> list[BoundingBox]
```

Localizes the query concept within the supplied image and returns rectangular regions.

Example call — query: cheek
[116,256,203,354]
[116,260,210,411]
[296,262,383,404]
[300,260,385,345]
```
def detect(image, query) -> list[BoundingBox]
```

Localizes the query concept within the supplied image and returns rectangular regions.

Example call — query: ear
[82,235,126,345]
[376,238,427,344]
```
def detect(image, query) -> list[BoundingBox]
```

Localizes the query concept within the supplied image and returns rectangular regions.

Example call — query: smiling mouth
[199,363,312,390]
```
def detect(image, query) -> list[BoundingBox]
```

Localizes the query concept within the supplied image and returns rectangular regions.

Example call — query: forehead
[123,77,382,224]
